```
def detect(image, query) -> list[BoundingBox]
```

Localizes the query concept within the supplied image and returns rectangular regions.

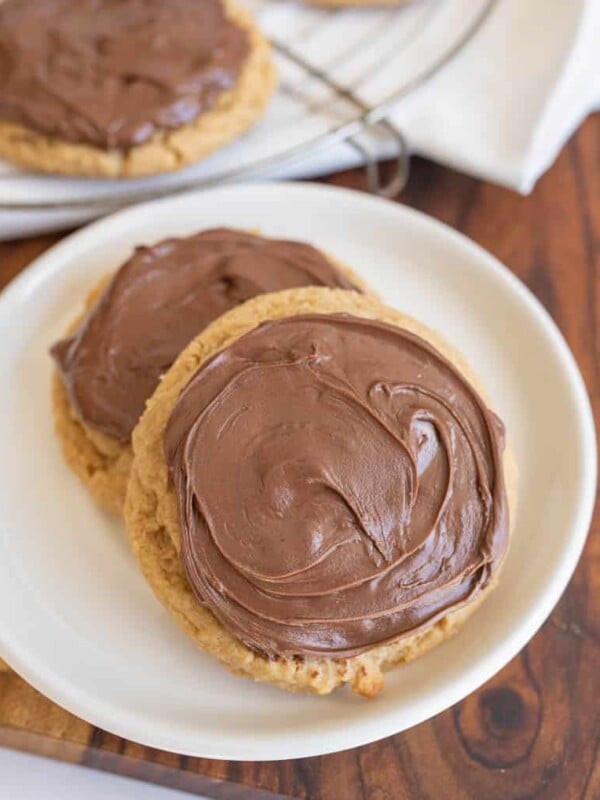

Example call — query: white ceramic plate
[0,183,595,761]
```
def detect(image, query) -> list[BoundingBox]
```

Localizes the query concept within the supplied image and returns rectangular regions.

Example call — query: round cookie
[125,287,517,697]
[51,232,371,514]
[0,0,275,178]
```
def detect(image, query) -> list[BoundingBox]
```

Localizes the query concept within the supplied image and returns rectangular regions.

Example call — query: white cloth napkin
[0,0,598,240]
[269,0,600,192]
[379,0,600,192]
[0,747,203,800]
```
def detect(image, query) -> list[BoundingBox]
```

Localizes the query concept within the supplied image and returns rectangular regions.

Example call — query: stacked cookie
[51,228,514,697]
[51,230,366,512]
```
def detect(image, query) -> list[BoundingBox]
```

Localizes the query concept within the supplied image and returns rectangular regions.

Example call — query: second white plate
[0,182,595,760]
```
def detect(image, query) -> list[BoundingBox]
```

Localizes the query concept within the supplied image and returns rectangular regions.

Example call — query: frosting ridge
[165,313,509,658]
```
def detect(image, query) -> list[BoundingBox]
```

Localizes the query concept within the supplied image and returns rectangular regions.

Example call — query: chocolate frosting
[0,0,248,148]
[165,314,509,659]
[51,229,359,441]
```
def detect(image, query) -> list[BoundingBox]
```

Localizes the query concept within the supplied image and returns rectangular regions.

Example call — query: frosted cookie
[0,0,275,177]
[125,287,516,697]
[51,230,368,513]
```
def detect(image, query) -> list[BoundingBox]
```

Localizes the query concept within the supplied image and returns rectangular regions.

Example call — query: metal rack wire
[0,0,497,211]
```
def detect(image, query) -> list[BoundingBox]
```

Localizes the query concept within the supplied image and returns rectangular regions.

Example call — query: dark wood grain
[0,115,598,800]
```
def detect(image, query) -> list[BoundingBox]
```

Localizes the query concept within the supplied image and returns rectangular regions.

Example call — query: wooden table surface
[0,115,598,800]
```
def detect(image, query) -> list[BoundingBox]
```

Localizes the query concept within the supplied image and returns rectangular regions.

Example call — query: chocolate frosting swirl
[0,0,248,148]
[165,314,509,658]
[51,230,359,442]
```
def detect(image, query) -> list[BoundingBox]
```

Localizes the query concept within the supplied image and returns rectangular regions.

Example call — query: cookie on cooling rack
[0,0,275,178]
[124,287,516,697]
[50,230,369,514]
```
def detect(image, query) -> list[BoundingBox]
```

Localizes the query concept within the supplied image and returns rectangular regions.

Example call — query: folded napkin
[0,0,598,240]
[359,0,600,193]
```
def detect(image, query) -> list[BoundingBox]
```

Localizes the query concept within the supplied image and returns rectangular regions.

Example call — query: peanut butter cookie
[125,287,517,697]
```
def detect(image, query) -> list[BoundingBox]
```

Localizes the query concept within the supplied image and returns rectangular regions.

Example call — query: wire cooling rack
[0,0,496,211]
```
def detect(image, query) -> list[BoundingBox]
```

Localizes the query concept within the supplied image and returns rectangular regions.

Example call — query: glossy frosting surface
[52,230,358,440]
[165,314,509,658]
[0,0,249,148]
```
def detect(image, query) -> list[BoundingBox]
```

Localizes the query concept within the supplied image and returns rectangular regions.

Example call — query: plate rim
[0,181,596,761]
